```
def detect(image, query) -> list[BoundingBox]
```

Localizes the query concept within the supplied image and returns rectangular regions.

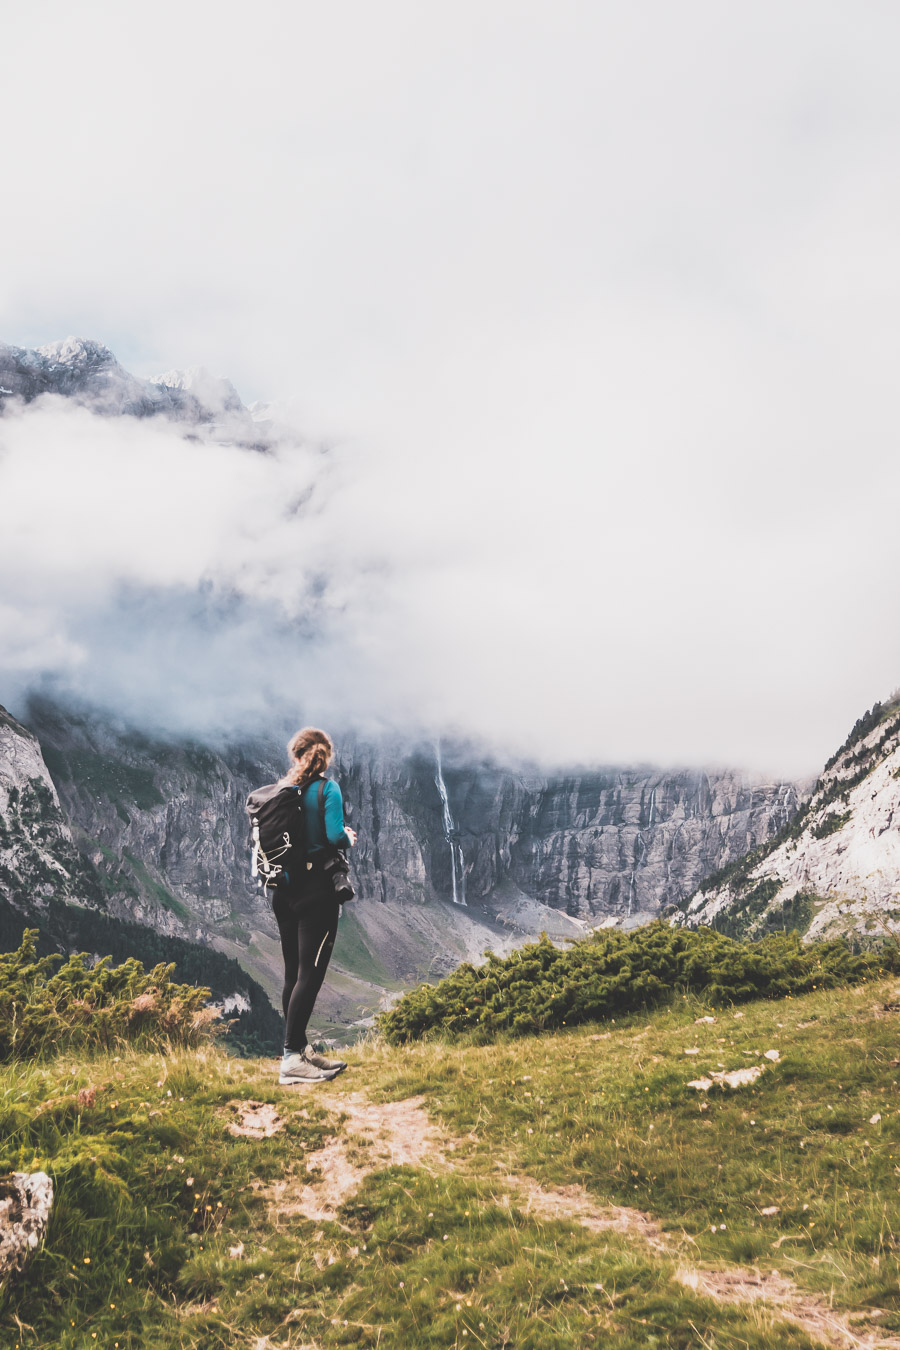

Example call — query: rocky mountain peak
[35,337,118,371]
[0,338,274,448]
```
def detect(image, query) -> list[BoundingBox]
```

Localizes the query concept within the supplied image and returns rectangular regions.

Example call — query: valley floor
[4,979,900,1348]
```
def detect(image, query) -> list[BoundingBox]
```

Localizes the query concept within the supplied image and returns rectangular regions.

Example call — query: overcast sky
[2,1,900,776]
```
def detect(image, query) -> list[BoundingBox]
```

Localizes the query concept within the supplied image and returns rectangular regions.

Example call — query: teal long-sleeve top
[297,777,352,853]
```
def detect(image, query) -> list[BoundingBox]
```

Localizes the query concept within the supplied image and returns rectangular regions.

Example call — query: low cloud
[1,381,898,777]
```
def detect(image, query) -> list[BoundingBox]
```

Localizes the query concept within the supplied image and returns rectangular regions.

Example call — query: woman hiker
[249,727,357,1085]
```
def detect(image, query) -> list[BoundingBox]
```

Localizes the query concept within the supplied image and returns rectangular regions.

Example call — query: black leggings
[272,891,340,1052]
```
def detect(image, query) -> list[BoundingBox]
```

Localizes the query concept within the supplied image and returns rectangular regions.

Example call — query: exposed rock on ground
[688,1064,766,1091]
[0,1172,53,1282]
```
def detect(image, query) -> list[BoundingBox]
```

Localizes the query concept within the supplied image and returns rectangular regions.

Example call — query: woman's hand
[345,827,358,847]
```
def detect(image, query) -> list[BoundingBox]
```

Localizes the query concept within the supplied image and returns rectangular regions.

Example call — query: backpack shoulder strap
[317,778,326,845]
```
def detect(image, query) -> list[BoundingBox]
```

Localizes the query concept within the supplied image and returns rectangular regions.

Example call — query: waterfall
[434,743,466,906]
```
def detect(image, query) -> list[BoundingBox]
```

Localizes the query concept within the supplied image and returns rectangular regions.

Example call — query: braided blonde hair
[280,727,334,787]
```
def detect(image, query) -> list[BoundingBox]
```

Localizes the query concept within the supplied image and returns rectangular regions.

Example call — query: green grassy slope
[3,978,900,1347]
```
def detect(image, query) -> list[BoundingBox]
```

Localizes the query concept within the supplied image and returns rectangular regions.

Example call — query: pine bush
[0,929,222,1059]
[378,921,900,1044]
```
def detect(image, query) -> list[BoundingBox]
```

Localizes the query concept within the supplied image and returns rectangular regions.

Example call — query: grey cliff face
[0,706,102,912]
[20,700,280,942]
[426,756,803,921]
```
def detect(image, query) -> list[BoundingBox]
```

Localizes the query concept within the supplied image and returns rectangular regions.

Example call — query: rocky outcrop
[0,1172,53,1282]
[674,695,900,941]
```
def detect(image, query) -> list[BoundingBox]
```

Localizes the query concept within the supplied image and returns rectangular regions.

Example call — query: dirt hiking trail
[267,1092,445,1224]
[255,1086,900,1349]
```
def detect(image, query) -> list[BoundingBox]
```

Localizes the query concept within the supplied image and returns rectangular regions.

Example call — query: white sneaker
[303,1045,348,1074]
[279,1051,338,1085]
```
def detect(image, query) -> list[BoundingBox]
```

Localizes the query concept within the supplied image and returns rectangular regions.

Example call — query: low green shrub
[378,921,900,1044]
[0,929,221,1060]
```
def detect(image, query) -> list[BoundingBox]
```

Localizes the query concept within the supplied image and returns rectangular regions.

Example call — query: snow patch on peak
[36,337,117,369]
[149,366,243,415]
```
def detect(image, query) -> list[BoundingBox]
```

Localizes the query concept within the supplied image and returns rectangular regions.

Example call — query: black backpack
[246,781,310,890]
[247,778,355,900]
